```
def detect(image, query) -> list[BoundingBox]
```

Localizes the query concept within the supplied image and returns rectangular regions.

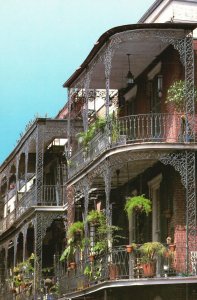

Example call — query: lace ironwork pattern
[21,223,29,261]
[66,185,75,227]
[33,212,63,291]
[184,32,195,139]
[13,233,19,267]
[36,124,44,204]
[83,73,91,131]
[76,177,90,238]
[102,160,112,226]
[160,150,196,273]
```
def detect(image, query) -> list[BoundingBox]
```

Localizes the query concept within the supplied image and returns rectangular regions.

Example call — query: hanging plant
[125,194,152,217]
[60,221,85,262]
[86,210,105,225]
[67,221,84,239]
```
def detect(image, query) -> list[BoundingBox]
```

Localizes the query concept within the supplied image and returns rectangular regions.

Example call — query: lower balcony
[58,245,197,298]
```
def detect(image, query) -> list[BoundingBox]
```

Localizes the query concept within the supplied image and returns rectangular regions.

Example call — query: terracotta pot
[70,262,76,270]
[89,254,94,262]
[44,278,52,287]
[11,288,17,294]
[164,250,169,258]
[108,264,119,280]
[126,245,133,253]
[169,244,176,252]
[142,261,156,278]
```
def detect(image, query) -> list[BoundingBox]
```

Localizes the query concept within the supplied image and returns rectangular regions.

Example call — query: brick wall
[132,46,183,115]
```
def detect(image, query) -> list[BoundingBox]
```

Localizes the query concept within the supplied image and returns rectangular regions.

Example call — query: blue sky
[0,0,154,163]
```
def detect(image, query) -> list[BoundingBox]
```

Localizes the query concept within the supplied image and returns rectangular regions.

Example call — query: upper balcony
[0,118,68,235]
[0,183,65,235]
[64,23,197,182]
[68,112,196,179]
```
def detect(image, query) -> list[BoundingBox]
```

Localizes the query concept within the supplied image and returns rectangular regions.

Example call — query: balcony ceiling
[90,158,157,192]
[89,38,168,90]
[64,23,197,90]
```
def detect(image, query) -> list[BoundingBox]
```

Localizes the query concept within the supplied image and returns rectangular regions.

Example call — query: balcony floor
[59,276,197,299]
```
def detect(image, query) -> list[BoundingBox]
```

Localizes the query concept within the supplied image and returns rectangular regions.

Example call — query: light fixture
[126,54,134,86]
[157,74,163,98]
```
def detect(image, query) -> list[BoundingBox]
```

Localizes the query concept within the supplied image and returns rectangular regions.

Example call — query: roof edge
[138,0,165,23]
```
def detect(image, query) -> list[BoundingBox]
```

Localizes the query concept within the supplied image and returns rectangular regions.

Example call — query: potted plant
[125,194,152,217]
[166,80,197,111]
[166,236,176,252]
[139,242,166,277]
[165,80,197,142]
[166,80,186,113]
[9,254,35,295]
[89,253,95,262]
[67,221,84,240]
[168,244,176,252]
[125,243,137,253]
[76,127,95,154]
[86,210,105,226]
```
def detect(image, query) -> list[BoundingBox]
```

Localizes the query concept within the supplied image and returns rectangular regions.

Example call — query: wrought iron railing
[0,185,64,234]
[58,244,194,295]
[117,113,187,142]
[68,131,109,178]
[68,113,194,178]
[42,185,64,206]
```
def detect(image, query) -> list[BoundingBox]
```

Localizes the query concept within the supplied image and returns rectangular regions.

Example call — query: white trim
[148,174,163,242]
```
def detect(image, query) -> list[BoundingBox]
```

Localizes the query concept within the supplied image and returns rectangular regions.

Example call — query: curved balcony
[68,113,195,179]
[58,244,196,297]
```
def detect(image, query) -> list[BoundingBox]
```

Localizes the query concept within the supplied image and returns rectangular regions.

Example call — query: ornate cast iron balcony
[68,113,194,179]
[58,244,193,296]
[0,184,64,234]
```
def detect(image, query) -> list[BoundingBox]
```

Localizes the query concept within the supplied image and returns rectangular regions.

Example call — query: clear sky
[0,0,154,164]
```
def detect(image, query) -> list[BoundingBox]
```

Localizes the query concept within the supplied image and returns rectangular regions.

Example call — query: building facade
[0,1,197,300]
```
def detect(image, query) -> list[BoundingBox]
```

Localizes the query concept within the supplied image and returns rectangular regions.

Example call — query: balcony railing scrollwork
[68,113,194,178]
[57,244,192,296]
[0,185,64,234]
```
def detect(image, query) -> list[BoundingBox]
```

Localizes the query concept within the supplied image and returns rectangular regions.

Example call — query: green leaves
[139,242,166,262]
[86,210,105,225]
[125,194,152,217]
[166,80,197,112]
[67,221,84,239]
[76,116,107,151]
[60,222,84,262]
